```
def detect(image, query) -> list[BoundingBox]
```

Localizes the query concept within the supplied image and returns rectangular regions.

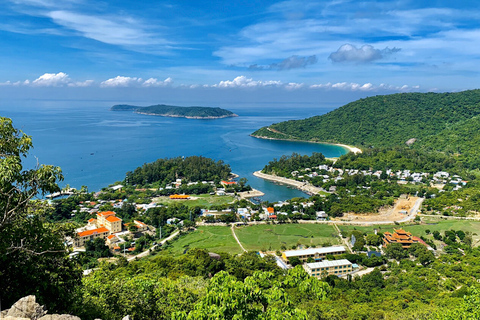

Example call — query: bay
[0,100,347,202]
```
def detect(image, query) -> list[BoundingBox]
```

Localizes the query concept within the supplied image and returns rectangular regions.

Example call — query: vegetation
[262,152,332,177]
[0,117,82,312]
[125,156,232,186]
[111,104,237,119]
[252,89,480,149]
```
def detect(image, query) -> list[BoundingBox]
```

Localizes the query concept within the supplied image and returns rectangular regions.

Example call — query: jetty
[46,188,77,199]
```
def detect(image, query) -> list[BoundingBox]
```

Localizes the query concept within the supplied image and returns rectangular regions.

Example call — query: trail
[231,224,247,252]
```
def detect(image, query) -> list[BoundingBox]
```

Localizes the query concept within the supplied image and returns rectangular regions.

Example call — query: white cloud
[68,80,94,87]
[32,72,70,86]
[285,82,304,90]
[142,77,173,87]
[310,82,418,92]
[100,76,143,88]
[329,44,400,63]
[48,10,166,47]
[212,76,283,88]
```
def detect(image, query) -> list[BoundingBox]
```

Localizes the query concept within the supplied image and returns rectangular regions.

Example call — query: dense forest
[125,156,232,186]
[111,104,237,118]
[252,90,480,150]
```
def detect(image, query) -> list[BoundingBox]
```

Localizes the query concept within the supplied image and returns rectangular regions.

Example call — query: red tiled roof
[107,234,116,240]
[106,216,121,222]
[88,218,96,223]
[78,227,109,237]
[97,211,115,217]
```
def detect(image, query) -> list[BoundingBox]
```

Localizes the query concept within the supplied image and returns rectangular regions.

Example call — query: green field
[235,224,340,251]
[155,194,235,208]
[338,218,480,246]
[164,226,243,255]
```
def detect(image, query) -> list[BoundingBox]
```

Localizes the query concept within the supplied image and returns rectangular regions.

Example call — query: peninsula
[111,104,238,119]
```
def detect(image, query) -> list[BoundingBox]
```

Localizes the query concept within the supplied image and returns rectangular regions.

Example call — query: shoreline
[253,171,326,195]
[134,111,238,119]
[250,135,362,155]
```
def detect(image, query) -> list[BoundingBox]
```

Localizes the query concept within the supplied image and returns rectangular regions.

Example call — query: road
[127,230,180,261]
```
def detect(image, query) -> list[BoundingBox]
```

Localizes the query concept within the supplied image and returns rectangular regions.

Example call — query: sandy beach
[334,143,362,154]
[253,171,325,195]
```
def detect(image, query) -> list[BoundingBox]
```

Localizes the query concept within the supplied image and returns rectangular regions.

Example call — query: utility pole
[159,225,162,240]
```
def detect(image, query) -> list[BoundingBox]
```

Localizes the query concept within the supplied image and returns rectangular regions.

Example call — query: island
[111,104,238,119]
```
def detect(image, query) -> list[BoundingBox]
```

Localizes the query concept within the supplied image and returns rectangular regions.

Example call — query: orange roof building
[74,227,109,247]
[221,181,237,185]
[267,207,275,214]
[383,229,418,248]
[169,194,191,199]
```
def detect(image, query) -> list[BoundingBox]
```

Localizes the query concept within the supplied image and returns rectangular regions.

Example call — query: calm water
[0,100,347,202]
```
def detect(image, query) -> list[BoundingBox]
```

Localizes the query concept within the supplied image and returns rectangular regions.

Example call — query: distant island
[111,104,238,119]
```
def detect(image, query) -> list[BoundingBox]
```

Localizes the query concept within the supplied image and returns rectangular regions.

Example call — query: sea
[0,100,347,202]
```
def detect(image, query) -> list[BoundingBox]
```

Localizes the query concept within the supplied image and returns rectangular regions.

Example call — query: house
[106,234,121,246]
[74,227,109,247]
[282,246,346,263]
[304,259,353,278]
[97,211,122,233]
[383,229,419,248]
[316,211,327,220]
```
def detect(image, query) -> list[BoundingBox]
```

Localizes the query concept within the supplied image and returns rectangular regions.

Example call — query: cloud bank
[249,55,318,70]
[329,44,401,63]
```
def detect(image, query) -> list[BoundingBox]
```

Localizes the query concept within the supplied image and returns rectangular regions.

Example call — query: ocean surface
[0,100,347,202]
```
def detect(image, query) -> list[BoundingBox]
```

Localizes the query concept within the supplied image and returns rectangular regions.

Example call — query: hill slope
[111,104,238,119]
[252,90,480,148]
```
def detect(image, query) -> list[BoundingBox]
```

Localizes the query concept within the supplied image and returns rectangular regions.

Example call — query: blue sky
[1,0,479,101]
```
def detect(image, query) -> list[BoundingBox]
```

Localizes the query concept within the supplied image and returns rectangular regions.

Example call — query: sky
[1,0,479,103]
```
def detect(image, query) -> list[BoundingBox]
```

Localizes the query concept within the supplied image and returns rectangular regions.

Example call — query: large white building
[304,259,353,278]
[282,246,346,263]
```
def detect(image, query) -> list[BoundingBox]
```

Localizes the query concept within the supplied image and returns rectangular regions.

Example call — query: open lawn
[235,223,340,252]
[164,226,243,255]
[155,194,235,208]
[338,218,480,246]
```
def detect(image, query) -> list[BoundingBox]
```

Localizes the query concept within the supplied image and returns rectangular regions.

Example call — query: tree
[366,234,382,246]
[0,117,82,312]
[384,243,408,260]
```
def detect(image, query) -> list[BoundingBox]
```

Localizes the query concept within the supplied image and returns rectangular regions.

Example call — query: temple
[383,229,419,248]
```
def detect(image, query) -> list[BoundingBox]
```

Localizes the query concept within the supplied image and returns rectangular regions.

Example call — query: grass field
[155,194,235,208]
[338,218,480,246]
[235,224,340,252]
[164,226,243,255]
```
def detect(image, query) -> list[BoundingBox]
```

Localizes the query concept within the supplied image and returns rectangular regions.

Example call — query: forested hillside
[125,156,232,186]
[111,104,237,118]
[252,90,480,148]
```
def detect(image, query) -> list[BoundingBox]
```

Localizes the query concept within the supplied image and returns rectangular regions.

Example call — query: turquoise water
[0,100,347,202]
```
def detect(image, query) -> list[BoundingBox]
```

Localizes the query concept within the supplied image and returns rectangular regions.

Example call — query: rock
[38,315,81,320]
[3,316,31,320]
[122,316,132,320]
[6,296,47,320]
[1,309,9,318]
[405,138,417,146]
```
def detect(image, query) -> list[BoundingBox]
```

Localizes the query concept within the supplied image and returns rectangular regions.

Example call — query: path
[231,224,247,252]
[128,230,180,261]
[333,223,352,253]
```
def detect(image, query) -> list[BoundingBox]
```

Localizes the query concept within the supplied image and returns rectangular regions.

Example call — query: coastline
[134,111,238,119]
[253,171,326,195]
[250,135,362,155]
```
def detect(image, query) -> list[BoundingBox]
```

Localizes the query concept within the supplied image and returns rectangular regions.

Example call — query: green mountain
[111,104,237,119]
[252,90,480,148]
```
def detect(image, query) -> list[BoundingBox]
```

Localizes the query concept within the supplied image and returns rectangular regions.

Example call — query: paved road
[128,230,180,261]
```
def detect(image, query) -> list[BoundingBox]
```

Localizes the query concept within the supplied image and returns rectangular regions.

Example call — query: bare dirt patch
[335,196,420,223]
